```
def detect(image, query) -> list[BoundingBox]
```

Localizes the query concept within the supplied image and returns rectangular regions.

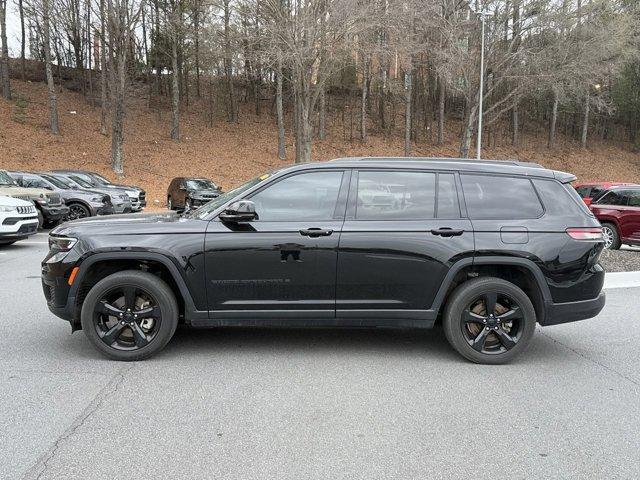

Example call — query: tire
[443,277,537,365]
[167,196,173,210]
[36,209,44,229]
[80,270,179,361]
[601,223,621,250]
[67,202,91,220]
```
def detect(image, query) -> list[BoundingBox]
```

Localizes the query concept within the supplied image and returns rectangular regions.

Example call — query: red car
[574,181,637,206]
[589,186,640,249]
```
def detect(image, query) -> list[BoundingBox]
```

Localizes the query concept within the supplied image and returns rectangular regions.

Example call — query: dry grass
[1,79,639,208]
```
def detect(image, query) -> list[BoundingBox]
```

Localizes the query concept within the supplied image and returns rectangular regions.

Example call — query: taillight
[566,227,604,241]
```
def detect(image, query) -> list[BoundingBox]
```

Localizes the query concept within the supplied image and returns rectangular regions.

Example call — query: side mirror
[219,200,257,223]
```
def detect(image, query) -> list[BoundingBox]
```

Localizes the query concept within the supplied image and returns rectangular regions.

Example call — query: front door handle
[431,227,464,237]
[299,227,333,238]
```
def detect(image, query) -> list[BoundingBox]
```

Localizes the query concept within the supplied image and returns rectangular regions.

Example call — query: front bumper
[41,204,70,222]
[0,219,39,241]
[541,292,606,326]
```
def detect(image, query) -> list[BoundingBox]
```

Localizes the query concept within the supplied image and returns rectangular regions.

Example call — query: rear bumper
[541,292,606,326]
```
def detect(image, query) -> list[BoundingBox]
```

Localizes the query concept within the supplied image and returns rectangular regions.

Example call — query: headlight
[48,236,78,251]
[0,204,18,212]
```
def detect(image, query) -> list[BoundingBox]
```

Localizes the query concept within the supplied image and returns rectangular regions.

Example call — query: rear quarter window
[533,179,594,217]
[460,174,543,219]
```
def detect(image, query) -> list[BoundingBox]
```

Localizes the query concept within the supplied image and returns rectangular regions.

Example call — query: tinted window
[186,179,217,190]
[437,173,460,218]
[356,171,436,220]
[461,174,543,219]
[574,185,592,197]
[533,179,593,217]
[250,171,344,221]
[628,191,640,207]
[596,191,628,206]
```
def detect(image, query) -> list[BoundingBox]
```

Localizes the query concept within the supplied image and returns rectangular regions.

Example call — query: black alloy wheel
[68,203,91,220]
[80,271,179,361]
[461,291,523,355]
[443,277,536,364]
[93,285,161,350]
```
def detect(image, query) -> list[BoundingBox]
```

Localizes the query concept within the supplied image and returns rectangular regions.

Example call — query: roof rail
[329,156,544,169]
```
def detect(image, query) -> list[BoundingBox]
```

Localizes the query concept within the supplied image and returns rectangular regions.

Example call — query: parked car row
[574,181,640,250]
[0,169,147,246]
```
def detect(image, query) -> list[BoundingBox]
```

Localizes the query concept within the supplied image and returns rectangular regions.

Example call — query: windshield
[41,175,69,189]
[70,175,95,189]
[186,179,218,190]
[188,174,269,220]
[0,171,17,186]
[92,173,111,185]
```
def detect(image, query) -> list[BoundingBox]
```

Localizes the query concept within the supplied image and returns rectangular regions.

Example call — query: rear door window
[437,173,460,218]
[355,171,436,220]
[461,174,543,219]
[628,191,640,207]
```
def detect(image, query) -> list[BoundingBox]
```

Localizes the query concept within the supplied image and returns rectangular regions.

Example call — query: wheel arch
[70,252,202,327]
[431,257,551,325]
[65,199,93,213]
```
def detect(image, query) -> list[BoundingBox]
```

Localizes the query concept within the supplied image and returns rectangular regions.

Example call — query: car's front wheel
[443,277,536,364]
[80,270,179,361]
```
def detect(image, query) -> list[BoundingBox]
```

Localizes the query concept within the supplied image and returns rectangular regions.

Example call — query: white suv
[0,195,39,245]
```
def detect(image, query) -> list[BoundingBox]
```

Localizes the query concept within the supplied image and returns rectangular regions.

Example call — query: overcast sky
[6,3,29,57]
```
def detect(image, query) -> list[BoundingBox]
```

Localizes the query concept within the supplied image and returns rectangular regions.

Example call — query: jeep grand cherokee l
[42,158,606,364]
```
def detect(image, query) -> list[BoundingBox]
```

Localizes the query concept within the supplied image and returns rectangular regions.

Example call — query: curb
[603,271,640,290]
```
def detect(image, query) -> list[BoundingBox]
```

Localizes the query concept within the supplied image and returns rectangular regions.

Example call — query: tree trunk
[0,0,11,100]
[110,52,126,174]
[459,103,477,158]
[404,70,412,156]
[99,0,108,135]
[193,2,201,98]
[43,0,59,134]
[86,0,94,107]
[360,56,368,142]
[512,102,519,146]
[318,90,326,140]
[437,77,445,145]
[548,89,558,148]
[19,0,26,81]
[276,53,286,160]
[170,29,180,140]
[581,93,589,149]
[224,0,237,123]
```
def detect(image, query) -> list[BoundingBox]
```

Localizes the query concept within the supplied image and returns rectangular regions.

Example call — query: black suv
[167,177,222,211]
[42,158,606,364]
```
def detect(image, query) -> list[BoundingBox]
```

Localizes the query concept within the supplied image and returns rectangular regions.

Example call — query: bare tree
[0,0,10,99]
[42,0,60,133]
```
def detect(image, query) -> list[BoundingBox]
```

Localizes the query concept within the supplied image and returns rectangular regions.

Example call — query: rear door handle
[299,227,333,237]
[431,227,464,237]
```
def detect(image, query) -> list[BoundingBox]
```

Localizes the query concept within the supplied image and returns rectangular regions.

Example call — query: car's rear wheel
[67,202,91,220]
[443,277,536,364]
[80,270,179,361]
[601,223,621,250]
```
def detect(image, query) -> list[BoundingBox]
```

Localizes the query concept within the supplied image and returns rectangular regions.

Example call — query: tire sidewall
[69,203,90,220]
[80,271,179,361]
[443,277,537,364]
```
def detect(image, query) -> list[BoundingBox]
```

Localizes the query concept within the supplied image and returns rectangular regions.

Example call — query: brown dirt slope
[1,80,639,206]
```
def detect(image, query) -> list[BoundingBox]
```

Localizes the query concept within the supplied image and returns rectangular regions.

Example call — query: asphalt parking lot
[1,233,640,480]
